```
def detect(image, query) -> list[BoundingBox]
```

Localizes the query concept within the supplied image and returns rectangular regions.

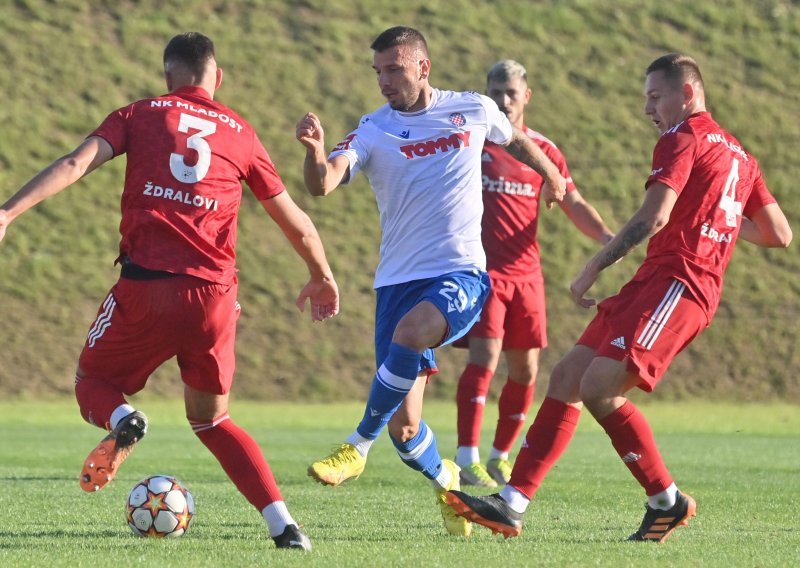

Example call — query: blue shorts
[374,269,491,375]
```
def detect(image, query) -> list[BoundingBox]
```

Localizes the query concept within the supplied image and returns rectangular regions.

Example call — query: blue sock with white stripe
[356,342,421,440]
[390,420,443,480]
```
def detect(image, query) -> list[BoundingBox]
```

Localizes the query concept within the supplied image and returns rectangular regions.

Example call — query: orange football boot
[80,410,148,492]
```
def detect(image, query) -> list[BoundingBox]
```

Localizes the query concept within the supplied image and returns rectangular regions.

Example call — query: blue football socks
[390,420,443,480]
[356,342,421,439]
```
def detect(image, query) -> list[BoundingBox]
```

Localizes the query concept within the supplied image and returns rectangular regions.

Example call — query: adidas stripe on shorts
[576,272,708,391]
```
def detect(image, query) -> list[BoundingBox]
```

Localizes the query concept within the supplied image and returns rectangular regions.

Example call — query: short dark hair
[646,53,704,90]
[163,32,216,79]
[370,26,429,57]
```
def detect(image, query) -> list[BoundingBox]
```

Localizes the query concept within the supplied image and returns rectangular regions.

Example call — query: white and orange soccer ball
[126,475,195,538]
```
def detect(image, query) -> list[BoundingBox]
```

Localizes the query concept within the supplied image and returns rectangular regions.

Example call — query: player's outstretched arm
[570,182,677,308]
[259,191,340,322]
[0,136,113,244]
[502,126,566,209]
[296,112,350,197]
[738,203,792,248]
[559,191,615,244]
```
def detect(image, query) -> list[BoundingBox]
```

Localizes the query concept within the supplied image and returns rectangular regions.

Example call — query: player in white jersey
[295,26,566,537]
[333,88,509,288]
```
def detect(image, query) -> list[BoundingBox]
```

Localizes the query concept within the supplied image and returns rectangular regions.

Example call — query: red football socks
[456,363,494,447]
[493,378,535,453]
[508,397,580,497]
[191,414,283,509]
[74,376,127,430]
[598,401,673,496]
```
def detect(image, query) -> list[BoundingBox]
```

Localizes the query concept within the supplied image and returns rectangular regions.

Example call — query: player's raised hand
[570,264,599,309]
[296,112,325,152]
[295,276,340,322]
[542,172,567,210]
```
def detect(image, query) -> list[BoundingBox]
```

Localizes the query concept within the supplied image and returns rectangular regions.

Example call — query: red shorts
[460,277,547,350]
[78,276,240,395]
[577,275,708,391]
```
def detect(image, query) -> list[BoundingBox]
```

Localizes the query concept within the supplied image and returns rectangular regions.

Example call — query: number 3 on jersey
[170,113,216,183]
[719,157,743,228]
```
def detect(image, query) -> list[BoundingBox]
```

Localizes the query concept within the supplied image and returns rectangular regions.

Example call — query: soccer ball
[126,475,195,538]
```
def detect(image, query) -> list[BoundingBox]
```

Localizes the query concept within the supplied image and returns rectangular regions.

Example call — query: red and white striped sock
[191,413,283,510]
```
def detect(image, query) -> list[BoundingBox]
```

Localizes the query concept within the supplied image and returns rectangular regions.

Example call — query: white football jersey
[330,88,512,288]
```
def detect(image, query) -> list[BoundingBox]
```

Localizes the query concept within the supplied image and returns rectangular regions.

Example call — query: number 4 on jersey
[170,113,216,184]
[719,158,743,228]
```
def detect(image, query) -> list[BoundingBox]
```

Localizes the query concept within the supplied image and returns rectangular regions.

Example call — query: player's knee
[184,389,229,422]
[509,371,536,387]
[468,338,502,368]
[577,381,597,406]
[519,363,539,385]
[546,359,580,401]
[392,328,431,352]
[387,419,419,443]
[578,358,636,410]
[577,373,612,409]
[393,304,446,350]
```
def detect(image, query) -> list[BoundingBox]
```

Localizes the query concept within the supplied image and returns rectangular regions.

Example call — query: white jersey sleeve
[328,116,372,184]
[472,92,513,145]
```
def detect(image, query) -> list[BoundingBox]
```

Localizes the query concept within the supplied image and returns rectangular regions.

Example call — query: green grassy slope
[0,0,797,401]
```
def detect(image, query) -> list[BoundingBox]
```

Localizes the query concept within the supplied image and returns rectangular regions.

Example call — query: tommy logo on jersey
[399,131,471,159]
[449,112,467,127]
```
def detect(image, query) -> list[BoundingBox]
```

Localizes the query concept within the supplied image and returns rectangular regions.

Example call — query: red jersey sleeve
[245,135,285,200]
[743,164,777,218]
[646,127,697,195]
[90,104,135,157]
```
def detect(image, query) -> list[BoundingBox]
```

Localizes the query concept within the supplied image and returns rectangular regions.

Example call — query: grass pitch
[0,399,797,567]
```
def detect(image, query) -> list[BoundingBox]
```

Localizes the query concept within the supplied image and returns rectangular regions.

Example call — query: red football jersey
[91,86,285,284]
[640,112,776,317]
[481,127,576,281]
